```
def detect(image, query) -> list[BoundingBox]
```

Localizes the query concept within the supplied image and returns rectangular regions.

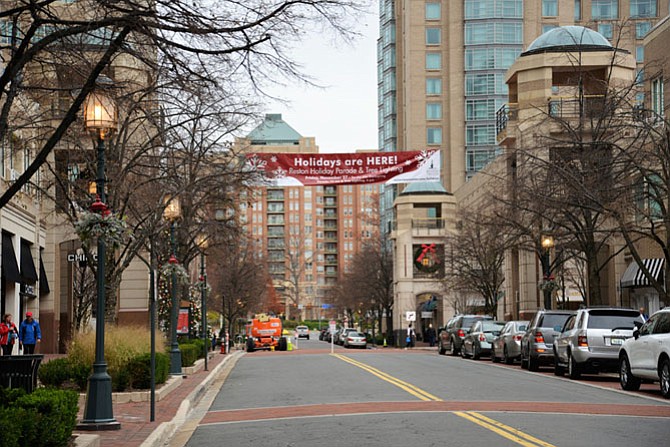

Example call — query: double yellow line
[332,354,442,401]
[332,354,557,447]
[455,412,557,447]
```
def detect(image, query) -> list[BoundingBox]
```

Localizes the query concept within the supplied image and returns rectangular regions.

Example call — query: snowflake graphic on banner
[273,167,287,179]
[270,155,277,163]
[246,156,267,171]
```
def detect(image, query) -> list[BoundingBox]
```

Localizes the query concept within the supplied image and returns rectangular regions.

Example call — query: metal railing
[496,103,518,135]
[411,218,446,229]
[547,95,607,119]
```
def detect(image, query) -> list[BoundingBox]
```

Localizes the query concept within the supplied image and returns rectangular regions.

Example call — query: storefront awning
[39,253,50,294]
[1,233,21,283]
[20,240,38,284]
[621,258,665,288]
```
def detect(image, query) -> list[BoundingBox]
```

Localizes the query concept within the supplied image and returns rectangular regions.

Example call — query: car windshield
[349,332,363,337]
[587,311,644,329]
[539,314,571,328]
[462,316,490,327]
[482,322,504,332]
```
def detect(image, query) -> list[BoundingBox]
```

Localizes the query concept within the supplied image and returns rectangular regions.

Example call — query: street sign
[405,311,416,322]
[421,312,433,319]
[329,320,336,333]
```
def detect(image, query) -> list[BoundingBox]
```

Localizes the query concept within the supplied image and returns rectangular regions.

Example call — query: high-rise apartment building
[378,0,669,231]
[234,114,378,319]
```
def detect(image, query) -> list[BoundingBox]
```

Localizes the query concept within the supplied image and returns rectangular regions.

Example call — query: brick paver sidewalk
[72,352,229,447]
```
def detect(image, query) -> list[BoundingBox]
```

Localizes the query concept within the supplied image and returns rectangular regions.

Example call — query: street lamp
[541,234,555,310]
[164,196,182,376]
[197,233,209,371]
[80,75,120,430]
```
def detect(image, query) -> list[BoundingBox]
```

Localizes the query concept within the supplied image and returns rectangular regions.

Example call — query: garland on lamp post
[539,274,559,293]
[75,197,130,248]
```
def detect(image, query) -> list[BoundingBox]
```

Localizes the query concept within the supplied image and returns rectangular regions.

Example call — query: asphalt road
[173,334,670,447]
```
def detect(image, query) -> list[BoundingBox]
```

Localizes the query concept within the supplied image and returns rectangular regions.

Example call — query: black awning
[621,258,665,288]
[39,252,50,294]
[1,233,21,283]
[20,240,38,284]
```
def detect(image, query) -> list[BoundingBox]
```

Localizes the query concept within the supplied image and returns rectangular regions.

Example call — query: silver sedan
[491,320,529,364]
[343,331,367,349]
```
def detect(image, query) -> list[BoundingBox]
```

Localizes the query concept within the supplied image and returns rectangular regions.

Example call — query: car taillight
[457,329,466,338]
[513,335,522,342]
[479,334,486,342]
[534,331,545,344]
[578,333,588,347]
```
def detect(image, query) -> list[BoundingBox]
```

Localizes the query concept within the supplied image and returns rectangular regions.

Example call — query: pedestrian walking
[426,323,437,347]
[19,312,41,354]
[406,323,416,349]
[0,314,19,355]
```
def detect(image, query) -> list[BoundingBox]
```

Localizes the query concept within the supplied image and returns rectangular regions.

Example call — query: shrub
[7,388,79,447]
[0,407,22,447]
[126,352,169,389]
[178,343,199,367]
[38,358,72,388]
[68,326,166,391]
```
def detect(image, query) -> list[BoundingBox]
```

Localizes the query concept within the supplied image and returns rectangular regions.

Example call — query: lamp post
[80,76,120,430]
[164,197,182,376]
[541,234,555,310]
[197,233,208,371]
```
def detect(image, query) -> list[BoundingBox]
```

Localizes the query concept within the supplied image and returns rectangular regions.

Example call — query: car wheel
[307,336,310,340]
[473,346,480,360]
[528,355,539,372]
[504,346,513,365]
[246,338,255,353]
[619,353,640,391]
[491,346,500,363]
[568,352,582,380]
[449,337,459,356]
[438,341,446,355]
[660,358,670,398]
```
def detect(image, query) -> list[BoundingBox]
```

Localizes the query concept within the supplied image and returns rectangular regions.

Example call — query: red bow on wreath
[417,243,436,263]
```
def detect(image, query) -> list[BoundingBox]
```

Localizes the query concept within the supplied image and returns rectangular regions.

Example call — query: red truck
[245,314,287,352]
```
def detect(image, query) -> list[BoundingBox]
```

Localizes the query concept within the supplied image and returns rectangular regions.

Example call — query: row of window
[424,99,506,122]
[427,47,523,71]
[541,0,658,19]
[424,124,497,147]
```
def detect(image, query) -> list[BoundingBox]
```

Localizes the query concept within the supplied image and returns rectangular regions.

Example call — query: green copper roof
[400,181,450,196]
[247,114,302,144]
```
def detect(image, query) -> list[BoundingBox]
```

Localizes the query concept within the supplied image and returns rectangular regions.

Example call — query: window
[636,45,644,62]
[630,0,656,17]
[466,99,498,120]
[542,0,558,16]
[592,0,618,19]
[651,77,664,118]
[426,103,442,120]
[575,0,582,19]
[465,22,523,45]
[598,23,612,39]
[636,21,651,39]
[466,73,507,95]
[426,78,442,95]
[542,24,558,33]
[465,47,521,70]
[426,52,441,70]
[466,125,495,145]
[0,20,15,44]
[464,0,522,18]
[425,3,441,20]
[427,127,442,145]
[426,28,441,45]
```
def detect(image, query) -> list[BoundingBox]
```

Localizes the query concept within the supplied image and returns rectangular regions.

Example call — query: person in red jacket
[0,314,19,356]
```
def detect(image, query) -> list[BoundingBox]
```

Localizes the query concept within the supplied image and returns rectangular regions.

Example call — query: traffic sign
[329,320,337,333]
[405,311,416,322]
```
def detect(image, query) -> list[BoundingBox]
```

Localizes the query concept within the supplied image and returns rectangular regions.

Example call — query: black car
[438,314,493,355]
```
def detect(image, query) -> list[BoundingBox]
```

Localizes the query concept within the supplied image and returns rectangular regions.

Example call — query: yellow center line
[332,354,442,402]
[455,412,558,447]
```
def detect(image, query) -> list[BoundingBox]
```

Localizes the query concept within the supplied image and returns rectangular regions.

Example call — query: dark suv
[520,309,575,371]
[438,315,493,356]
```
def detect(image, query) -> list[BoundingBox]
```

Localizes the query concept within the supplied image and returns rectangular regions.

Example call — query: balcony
[548,95,607,119]
[325,256,338,265]
[324,186,337,196]
[324,198,337,207]
[496,103,518,144]
[267,191,285,201]
[411,218,447,237]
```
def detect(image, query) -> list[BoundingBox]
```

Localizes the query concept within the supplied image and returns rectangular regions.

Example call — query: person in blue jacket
[19,311,41,354]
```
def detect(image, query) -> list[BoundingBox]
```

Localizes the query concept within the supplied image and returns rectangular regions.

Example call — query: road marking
[454,411,557,447]
[332,354,442,401]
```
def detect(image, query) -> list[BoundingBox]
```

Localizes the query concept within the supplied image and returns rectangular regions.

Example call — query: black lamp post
[79,76,120,430]
[541,234,555,310]
[197,233,209,371]
[164,197,182,376]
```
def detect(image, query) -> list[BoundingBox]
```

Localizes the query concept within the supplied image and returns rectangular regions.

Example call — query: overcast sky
[262,5,380,153]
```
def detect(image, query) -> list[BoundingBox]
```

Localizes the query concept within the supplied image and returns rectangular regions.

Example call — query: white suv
[619,308,670,398]
[296,325,310,339]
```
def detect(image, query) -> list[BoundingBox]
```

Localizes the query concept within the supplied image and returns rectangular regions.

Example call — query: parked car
[338,328,358,345]
[491,320,529,364]
[343,331,367,349]
[319,328,328,341]
[461,320,505,360]
[619,307,670,398]
[553,307,644,379]
[438,315,493,356]
[296,325,310,339]
[521,310,575,371]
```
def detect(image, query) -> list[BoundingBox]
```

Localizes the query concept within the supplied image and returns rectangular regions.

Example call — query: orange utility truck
[245,314,287,352]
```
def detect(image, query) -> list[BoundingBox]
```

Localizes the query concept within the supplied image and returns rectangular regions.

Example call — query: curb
[139,351,243,447]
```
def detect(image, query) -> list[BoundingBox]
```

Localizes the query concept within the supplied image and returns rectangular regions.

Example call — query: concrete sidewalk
[72,350,242,447]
